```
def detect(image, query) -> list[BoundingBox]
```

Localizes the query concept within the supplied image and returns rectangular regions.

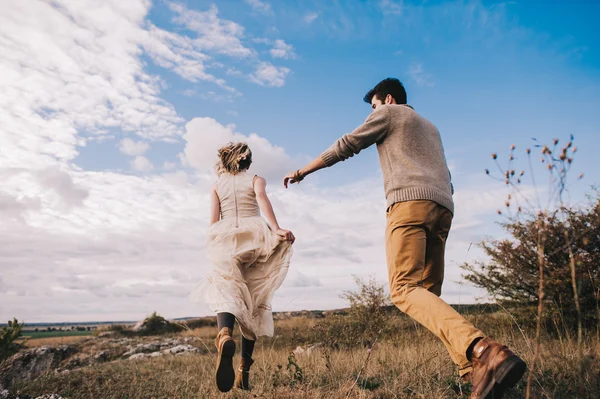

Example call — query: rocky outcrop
[125,342,201,360]
[0,346,75,390]
[0,390,64,399]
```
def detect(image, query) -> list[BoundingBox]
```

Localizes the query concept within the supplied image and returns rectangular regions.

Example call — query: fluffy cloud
[250,62,291,87]
[0,0,184,177]
[179,117,296,182]
[244,0,272,14]
[169,3,254,59]
[119,139,150,156]
[131,156,154,172]
[270,39,297,59]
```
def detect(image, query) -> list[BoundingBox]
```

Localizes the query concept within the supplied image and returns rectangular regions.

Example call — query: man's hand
[283,170,304,188]
[283,157,327,188]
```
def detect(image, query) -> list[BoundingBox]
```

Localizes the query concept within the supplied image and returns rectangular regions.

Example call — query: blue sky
[1,0,598,322]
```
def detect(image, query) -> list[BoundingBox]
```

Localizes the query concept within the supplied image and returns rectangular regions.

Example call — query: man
[283,78,526,398]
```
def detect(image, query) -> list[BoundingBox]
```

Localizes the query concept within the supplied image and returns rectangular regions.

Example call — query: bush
[312,277,392,349]
[138,312,183,336]
[1,318,26,361]
[462,197,600,330]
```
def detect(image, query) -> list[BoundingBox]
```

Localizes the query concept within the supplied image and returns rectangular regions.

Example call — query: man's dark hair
[363,78,407,105]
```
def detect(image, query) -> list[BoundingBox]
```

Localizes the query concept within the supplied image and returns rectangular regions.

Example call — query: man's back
[378,104,453,213]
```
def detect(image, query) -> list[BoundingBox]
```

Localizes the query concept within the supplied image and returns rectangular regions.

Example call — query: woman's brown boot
[234,357,254,390]
[214,327,236,392]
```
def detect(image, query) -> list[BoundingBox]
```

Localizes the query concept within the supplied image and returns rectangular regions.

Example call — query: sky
[1,0,598,323]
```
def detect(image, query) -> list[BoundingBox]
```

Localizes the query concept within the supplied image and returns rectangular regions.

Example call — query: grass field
[22,330,94,339]
[9,310,600,398]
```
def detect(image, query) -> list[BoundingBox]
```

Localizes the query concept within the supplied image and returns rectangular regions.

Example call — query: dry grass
[10,311,600,398]
[22,336,91,348]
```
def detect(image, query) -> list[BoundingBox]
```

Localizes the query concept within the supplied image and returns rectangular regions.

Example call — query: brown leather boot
[469,337,527,399]
[234,357,254,390]
[214,327,236,392]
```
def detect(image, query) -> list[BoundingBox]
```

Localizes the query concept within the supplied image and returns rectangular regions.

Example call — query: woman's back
[216,171,260,220]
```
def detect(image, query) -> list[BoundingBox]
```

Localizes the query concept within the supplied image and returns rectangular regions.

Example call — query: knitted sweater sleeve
[320,106,390,167]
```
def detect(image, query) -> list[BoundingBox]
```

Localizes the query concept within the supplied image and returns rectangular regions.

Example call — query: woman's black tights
[216,312,255,360]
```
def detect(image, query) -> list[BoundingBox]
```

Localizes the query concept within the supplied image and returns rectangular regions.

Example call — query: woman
[191,142,295,392]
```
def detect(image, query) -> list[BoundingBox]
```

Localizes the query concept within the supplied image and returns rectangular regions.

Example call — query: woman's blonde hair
[216,142,253,175]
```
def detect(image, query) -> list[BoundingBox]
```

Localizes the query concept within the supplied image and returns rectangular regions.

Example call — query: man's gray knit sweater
[320,104,454,214]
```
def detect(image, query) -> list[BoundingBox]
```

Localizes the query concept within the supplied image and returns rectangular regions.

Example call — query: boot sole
[485,355,527,399]
[495,355,527,388]
[216,339,236,392]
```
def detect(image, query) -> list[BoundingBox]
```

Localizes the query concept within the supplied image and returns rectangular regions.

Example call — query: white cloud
[250,62,291,87]
[169,3,254,59]
[379,0,404,15]
[142,23,222,86]
[284,271,322,288]
[181,89,197,97]
[179,117,295,182]
[131,156,154,172]
[0,0,185,176]
[118,138,150,156]
[244,0,272,14]
[304,12,319,24]
[408,62,435,87]
[270,39,297,59]
[34,167,90,208]
[163,161,177,170]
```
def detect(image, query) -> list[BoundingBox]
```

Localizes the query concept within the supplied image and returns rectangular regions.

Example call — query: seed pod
[492,153,497,160]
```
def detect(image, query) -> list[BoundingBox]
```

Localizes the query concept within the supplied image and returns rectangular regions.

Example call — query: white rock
[128,353,148,361]
[132,320,145,332]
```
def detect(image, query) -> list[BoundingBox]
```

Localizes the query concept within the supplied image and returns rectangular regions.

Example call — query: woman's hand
[276,228,296,244]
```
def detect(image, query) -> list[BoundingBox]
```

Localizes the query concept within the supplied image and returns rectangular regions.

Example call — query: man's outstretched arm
[284,106,389,188]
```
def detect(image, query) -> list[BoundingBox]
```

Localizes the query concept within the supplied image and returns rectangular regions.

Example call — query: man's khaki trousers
[386,200,484,376]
